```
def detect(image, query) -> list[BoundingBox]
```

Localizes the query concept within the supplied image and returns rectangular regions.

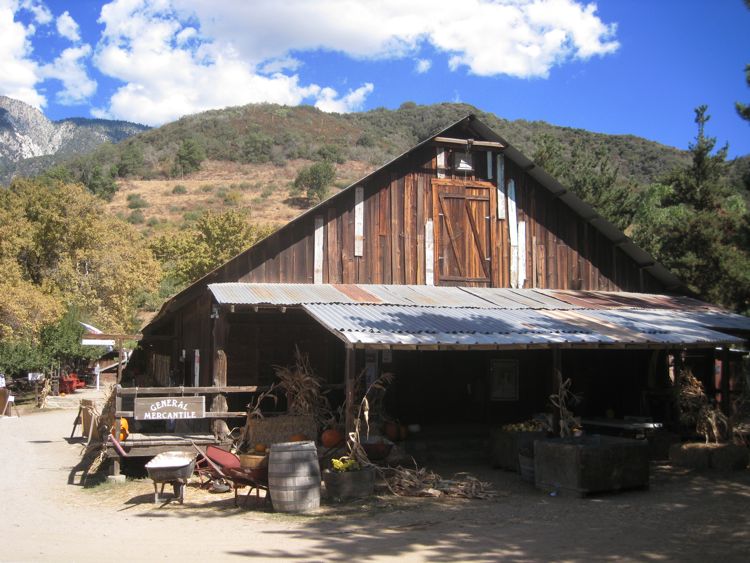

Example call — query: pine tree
[632,107,750,312]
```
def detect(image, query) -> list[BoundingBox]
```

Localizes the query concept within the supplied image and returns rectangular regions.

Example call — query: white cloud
[174,0,619,78]
[315,83,374,113]
[92,0,617,125]
[259,56,301,75]
[41,45,96,104]
[0,1,96,108]
[20,0,51,25]
[0,0,45,107]
[415,58,431,74]
[56,10,80,42]
[91,0,373,124]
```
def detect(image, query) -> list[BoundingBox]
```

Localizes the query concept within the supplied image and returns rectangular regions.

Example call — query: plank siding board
[391,176,405,284]
[403,175,416,284]
[381,181,392,283]
[354,186,364,257]
[342,202,355,283]
[264,235,278,282]
[416,175,425,284]
[314,215,324,284]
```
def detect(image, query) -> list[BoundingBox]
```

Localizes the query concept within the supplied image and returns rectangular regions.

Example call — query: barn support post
[720,346,731,416]
[344,347,356,436]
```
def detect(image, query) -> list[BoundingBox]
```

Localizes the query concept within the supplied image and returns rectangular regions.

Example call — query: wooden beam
[115,411,246,418]
[116,385,261,395]
[720,347,731,416]
[434,136,504,149]
[344,348,356,437]
[82,333,141,340]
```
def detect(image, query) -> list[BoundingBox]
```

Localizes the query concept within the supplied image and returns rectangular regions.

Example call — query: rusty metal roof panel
[583,309,744,345]
[209,283,357,305]
[365,285,499,307]
[464,288,575,309]
[301,303,744,348]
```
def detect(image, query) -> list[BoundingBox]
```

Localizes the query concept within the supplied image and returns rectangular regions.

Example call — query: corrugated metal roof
[302,303,745,349]
[207,283,749,349]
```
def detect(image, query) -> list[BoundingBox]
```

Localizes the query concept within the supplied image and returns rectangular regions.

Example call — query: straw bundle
[241,414,317,449]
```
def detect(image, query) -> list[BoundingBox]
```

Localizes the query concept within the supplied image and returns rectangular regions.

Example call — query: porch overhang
[208,283,750,351]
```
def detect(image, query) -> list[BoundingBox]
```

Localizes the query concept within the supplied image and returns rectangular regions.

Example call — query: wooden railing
[114,384,262,419]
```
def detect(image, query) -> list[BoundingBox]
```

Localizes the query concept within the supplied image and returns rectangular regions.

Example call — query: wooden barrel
[268,441,321,513]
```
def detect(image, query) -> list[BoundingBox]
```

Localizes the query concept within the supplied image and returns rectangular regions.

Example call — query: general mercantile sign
[134,396,206,420]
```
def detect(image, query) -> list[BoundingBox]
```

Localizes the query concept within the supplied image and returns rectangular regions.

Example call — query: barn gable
[148,115,680,328]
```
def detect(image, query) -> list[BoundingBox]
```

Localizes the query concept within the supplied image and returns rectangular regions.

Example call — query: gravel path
[2,399,750,562]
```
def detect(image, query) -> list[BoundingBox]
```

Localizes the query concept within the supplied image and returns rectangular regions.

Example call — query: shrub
[183,210,202,222]
[172,184,188,195]
[316,144,346,164]
[127,193,148,209]
[222,190,242,206]
[293,161,335,203]
[127,209,145,224]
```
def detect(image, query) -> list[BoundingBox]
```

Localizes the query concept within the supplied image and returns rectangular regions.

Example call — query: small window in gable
[453,151,474,171]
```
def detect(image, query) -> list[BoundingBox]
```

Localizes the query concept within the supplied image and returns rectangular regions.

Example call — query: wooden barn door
[432,180,496,286]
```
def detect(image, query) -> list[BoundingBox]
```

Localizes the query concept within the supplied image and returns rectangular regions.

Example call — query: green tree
[151,210,274,287]
[117,141,145,177]
[0,339,49,377]
[533,135,637,230]
[173,138,206,176]
[737,1,750,122]
[738,64,750,123]
[241,130,273,163]
[632,106,750,312]
[0,178,161,332]
[40,306,105,367]
[293,161,335,202]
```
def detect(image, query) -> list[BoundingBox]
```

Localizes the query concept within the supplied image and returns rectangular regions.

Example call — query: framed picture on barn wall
[490,360,519,401]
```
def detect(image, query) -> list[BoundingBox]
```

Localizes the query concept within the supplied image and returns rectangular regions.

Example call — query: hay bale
[669,443,712,470]
[243,414,317,449]
[710,444,749,471]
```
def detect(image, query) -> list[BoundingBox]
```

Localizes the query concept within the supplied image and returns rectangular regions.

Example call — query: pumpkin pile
[501,419,548,432]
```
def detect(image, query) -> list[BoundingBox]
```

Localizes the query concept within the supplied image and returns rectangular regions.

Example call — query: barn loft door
[432,180,495,286]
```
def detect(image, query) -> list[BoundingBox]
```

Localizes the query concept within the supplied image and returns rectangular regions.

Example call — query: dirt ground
[3,396,750,562]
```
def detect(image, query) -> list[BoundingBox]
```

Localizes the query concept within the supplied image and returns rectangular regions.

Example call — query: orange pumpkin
[111,417,129,441]
[289,433,306,442]
[321,428,344,448]
[383,421,400,442]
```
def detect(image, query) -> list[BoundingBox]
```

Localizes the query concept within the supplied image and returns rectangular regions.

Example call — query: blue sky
[2,0,749,157]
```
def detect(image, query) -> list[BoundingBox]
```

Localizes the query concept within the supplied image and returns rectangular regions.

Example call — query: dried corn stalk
[273,346,332,429]
[348,371,394,465]
[38,378,51,408]
[382,464,494,499]
[549,377,581,438]
[81,385,116,481]
[676,367,727,444]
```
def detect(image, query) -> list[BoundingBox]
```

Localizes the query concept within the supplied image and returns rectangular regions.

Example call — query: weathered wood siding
[199,125,664,293]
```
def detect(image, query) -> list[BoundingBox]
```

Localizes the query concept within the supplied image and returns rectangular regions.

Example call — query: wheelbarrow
[145,451,196,504]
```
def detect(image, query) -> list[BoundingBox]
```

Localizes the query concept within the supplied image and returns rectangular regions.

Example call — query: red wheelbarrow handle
[108,434,129,458]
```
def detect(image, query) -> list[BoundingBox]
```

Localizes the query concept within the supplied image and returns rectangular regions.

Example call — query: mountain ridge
[0,96,148,183]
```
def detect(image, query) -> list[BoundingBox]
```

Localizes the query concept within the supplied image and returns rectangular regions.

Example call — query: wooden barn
[125,115,749,462]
